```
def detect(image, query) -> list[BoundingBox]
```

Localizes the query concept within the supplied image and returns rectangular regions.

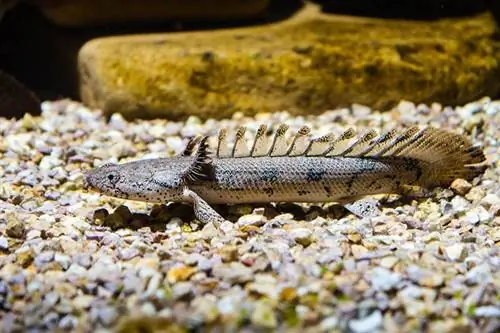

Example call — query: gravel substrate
[0,98,499,332]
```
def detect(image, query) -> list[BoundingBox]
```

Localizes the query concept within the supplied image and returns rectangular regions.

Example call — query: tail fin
[348,126,487,187]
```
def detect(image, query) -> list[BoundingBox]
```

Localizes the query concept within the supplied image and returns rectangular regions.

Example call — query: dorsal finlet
[268,124,290,156]
[232,126,250,157]
[287,125,311,156]
[250,124,268,157]
[217,128,229,158]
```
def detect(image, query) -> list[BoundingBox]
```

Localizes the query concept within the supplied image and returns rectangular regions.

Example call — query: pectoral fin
[182,188,226,226]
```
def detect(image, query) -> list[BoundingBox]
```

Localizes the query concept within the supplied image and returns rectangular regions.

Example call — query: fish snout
[82,172,92,190]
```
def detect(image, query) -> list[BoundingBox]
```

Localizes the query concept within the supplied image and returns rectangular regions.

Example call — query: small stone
[465,264,492,285]
[466,188,485,202]
[320,316,339,331]
[97,306,118,326]
[290,228,313,247]
[463,206,492,224]
[443,243,467,262]
[59,315,78,330]
[450,179,472,195]
[368,267,402,291]
[212,262,253,284]
[380,256,399,269]
[237,214,266,227]
[408,266,444,287]
[200,222,222,239]
[347,232,362,244]
[351,245,369,258]
[348,310,383,333]
[54,253,72,270]
[191,295,219,323]
[6,214,26,238]
[219,220,234,234]
[450,196,471,213]
[119,247,141,261]
[171,281,193,300]
[219,245,239,263]
[481,194,500,208]
[474,306,500,317]
[197,258,213,271]
[139,302,157,316]
[167,266,197,283]
[0,236,8,250]
[251,300,277,328]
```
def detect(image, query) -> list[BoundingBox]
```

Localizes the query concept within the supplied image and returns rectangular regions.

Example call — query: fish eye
[107,173,120,183]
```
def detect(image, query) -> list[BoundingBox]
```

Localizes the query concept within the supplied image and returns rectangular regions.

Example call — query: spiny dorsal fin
[269,124,290,156]
[232,126,250,157]
[184,136,213,182]
[216,128,231,158]
[250,124,269,157]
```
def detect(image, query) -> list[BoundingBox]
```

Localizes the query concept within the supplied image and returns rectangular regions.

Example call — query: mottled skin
[84,125,486,224]
[86,156,421,202]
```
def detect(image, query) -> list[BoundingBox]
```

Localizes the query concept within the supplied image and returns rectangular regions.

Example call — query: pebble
[450,179,472,196]
[251,300,277,328]
[463,206,492,224]
[368,267,402,291]
[172,282,194,300]
[96,306,119,326]
[443,243,467,262]
[237,214,266,227]
[348,310,383,333]
[0,236,8,250]
[290,228,313,247]
[474,306,500,317]
[6,214,26,238]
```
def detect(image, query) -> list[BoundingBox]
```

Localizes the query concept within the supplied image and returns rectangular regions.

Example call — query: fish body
[84,124,487,224]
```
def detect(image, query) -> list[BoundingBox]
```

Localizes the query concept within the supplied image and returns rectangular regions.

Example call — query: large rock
[78,3,500,120]
[32,0,269,27]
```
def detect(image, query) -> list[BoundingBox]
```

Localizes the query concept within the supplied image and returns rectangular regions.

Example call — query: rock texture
[32,0,270,27]
[78,3,500,120]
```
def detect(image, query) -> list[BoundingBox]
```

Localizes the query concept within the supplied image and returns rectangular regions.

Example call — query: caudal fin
[347,126,487,187]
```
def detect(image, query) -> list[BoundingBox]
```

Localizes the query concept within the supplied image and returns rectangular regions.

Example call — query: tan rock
[34,0,269,27]
[78,3,500,120]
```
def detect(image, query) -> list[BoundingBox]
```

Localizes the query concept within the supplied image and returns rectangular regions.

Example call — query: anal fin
[338,197,380,218]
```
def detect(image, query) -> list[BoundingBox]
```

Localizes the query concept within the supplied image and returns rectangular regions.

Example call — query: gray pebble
[348,310,383,333]
[0,236,8,250]
[172,281,194,300]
